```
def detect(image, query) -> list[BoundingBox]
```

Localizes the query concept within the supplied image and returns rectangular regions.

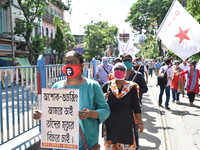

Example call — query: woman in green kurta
[34,51,110,150]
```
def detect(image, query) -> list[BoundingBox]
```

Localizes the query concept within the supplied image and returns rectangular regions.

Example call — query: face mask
[137,61,142,65]
[123,62,132,70]
[114,71,126,80]
[103,61,107,65]
[62,64,82,78]
[189,66,194,69]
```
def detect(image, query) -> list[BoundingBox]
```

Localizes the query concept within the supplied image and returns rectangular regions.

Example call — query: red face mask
[189,66,194,69]
[114,71,126,80]
[62,64,82,78]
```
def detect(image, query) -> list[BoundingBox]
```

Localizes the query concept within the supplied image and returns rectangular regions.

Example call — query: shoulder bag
[79,125,100,150]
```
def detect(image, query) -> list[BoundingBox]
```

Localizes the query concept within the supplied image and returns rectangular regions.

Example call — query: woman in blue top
[34,51,110,150]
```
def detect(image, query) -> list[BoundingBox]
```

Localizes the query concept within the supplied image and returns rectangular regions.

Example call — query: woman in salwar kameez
[102,63,144,150]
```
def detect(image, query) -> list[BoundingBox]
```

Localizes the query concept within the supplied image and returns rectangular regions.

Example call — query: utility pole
[9,0,15,66]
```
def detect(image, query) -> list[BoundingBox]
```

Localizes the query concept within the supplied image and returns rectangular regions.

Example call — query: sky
[64,0,137,39]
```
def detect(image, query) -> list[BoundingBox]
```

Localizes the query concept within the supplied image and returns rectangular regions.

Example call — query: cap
[102,56,108,61]
[174,60,180,64]
[112,62,127,72]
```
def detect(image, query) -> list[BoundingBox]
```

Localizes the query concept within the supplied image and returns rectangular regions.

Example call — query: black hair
[121,54,132,60]
[189,61,197,66]
[114,57,122,62]
[165,58,171,65]
[63,51,84,63]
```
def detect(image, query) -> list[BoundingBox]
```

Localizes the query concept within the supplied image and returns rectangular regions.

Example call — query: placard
[41,88,79,149]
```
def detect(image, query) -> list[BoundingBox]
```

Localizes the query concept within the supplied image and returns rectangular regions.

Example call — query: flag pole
[130,0,174,82]
[157,0,177,35]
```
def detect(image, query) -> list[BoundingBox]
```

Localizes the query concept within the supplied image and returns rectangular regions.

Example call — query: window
[0,8,6,35]
[50,7,53,14]
[50,29,53,38]
[35,26,41,36]
[42,27,44,37]
[46,28,49,37]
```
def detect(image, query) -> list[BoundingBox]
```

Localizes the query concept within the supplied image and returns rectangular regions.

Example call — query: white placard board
[41,88,79,149]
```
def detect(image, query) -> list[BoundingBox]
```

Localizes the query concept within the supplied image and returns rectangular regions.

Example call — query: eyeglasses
[64,60,79,65]
[114,68,126,71]
[123,59,132,62]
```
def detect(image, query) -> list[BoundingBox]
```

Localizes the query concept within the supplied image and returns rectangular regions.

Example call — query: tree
[83,21,118,61]
[53,17,75,51]
[126,0,200,61]
[185,0,200,61]
[31,34,48,57]
[14,0,48,64]
[14,0,71,64]
[125,0,173,57]
[50,25,66,64]
[136,35,160,59]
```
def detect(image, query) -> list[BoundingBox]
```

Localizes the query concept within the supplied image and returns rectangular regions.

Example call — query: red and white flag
[118,39,139,57]
[118,38,126,55]
[157,0,200,60]
[125,40,139,57]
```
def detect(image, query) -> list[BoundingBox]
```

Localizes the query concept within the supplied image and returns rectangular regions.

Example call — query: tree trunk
[157,40,163,57]
[27,39,36,65]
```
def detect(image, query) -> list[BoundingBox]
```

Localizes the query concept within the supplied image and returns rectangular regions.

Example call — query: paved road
[137,75,200,150]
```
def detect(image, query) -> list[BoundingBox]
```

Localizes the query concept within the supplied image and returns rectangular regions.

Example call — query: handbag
[79,125,100,150]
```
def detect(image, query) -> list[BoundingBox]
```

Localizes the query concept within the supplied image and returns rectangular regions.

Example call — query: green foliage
[136,36,160,59]
[53,17,75,50]
[14,0,49,64]
[126,0,173,35]
[31,34,48,55]
[185,0,200,60]
[50,25,66,63]
[125,0,151,35]
[13,0,72,64]
[83,21,118,61]
[1,0,9,10]
[186,0,200,22]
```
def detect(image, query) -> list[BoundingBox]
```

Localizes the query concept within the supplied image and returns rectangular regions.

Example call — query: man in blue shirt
[96,57,113,86]
[155,60,162,76]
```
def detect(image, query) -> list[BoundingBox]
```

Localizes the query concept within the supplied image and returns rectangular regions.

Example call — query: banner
[41,89,79,150]
[157,0,200,60]
[118,39,139,57]
[125,40,140,57]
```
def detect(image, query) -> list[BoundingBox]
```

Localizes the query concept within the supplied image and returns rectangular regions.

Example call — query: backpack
[157,69,168,86]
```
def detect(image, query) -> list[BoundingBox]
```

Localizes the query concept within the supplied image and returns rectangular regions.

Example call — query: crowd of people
[33,51,199,150]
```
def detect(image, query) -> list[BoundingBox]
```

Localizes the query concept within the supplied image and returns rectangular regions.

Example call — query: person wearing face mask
[134,57,148,84]
[170,66,185,103]
[33,51,110,150]
[157,58,173,110]
[121,54,147,150]
[122,54,148,105]
[102,62,144,150]
[96,56,113,87]
[182,61,200,106]
[179,59,190,97]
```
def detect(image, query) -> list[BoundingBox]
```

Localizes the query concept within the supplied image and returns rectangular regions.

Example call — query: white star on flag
[157,0,200,60]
